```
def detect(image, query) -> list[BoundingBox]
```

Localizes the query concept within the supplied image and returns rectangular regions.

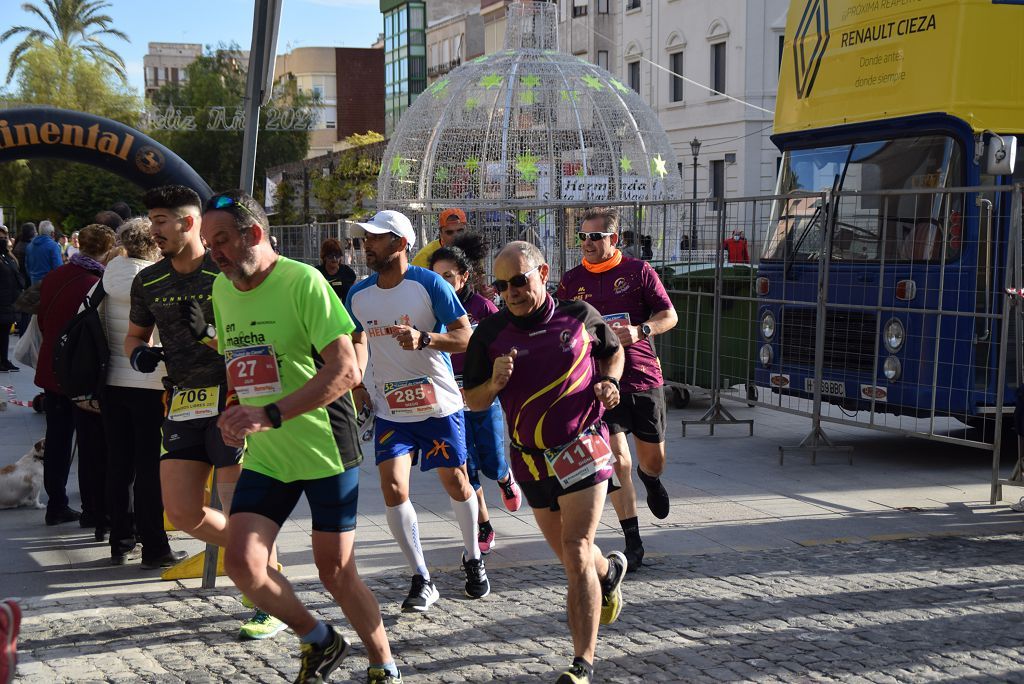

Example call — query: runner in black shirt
[126,185,284,641]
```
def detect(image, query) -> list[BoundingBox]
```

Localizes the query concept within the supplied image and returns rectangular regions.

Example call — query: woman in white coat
[100,218,185,568]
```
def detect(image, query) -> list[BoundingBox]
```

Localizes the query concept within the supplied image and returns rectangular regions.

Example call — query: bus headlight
[883,356,902,380]
[883,318,905,353]
[760,311,776,340]
[759,344,773,367]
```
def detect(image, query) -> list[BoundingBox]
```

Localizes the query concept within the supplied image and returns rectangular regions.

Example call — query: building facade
[143,42,202,97]
[619,0,788,201]
[469,0,789,203]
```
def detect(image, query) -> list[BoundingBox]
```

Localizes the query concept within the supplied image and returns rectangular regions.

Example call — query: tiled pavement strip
[2,363,1024,681]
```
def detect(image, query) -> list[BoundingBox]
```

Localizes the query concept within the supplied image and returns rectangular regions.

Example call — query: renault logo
[793,0,830,99]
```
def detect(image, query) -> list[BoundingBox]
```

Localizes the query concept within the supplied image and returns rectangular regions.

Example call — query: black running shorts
[602,386,666,443]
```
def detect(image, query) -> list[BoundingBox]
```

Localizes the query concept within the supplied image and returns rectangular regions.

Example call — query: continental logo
[225,331,267,346]
[0,118,135,160]
[135,144,165,174]
[793,0,830,99]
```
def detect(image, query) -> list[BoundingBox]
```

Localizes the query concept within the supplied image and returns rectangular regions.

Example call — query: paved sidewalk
[3,360,1024,681]
[12,534,1024,683]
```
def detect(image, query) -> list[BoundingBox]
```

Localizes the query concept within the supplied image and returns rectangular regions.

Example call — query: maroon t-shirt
[556,256,672,393]
[451,289,498,377]
[462,295,620,483]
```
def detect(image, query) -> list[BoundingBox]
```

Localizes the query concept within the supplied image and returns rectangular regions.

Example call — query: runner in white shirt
[347,210,490,612]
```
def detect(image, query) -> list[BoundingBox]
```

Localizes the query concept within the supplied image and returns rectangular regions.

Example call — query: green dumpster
[652,261,758,404]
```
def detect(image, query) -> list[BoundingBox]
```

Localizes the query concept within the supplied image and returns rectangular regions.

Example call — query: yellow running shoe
[599,550,626,625]
[239,609,287,640]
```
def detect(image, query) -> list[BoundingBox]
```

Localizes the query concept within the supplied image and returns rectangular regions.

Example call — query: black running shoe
[623,543,644,573]
[637,466,670,519]
[401,574,439,613]
[554,663,591,684]
[294,625,351,684]
[463,555,490,598]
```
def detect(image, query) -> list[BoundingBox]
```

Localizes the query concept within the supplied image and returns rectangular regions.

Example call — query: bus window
[765,136,963,263]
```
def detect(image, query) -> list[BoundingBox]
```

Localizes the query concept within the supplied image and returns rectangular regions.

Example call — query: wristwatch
[418,331,432,350]
[639,323,653,340]
[201,323,217,343]
[264,402,283,429]
[599,375,621,390]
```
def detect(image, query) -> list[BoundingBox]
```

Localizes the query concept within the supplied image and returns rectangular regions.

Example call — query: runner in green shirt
[201,190,401,684]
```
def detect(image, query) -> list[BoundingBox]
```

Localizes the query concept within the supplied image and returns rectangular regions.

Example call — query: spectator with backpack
[35,224,115,536]
[95,218,184,566]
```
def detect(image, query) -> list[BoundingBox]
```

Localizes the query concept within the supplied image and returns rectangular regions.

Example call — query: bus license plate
[804,378,845,398]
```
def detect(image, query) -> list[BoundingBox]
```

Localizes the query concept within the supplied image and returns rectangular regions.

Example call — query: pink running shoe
[478,523,495,555]
[1,598,21,684]
[498,475,522,512]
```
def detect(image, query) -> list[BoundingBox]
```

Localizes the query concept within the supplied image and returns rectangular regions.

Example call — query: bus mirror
[984,135,1016,175]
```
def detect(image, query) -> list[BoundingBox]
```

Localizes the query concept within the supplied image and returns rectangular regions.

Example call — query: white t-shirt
[347,266,466,422]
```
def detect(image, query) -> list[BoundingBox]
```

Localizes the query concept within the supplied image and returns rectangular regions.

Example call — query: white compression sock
[385,500,429,580]
[450,493,480,561]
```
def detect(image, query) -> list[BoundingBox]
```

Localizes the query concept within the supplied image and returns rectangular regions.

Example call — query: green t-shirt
[212,257,359,482]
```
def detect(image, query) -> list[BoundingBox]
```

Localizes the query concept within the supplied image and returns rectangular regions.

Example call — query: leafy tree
[311,132,384,221]
[272,177,299,225]
[1,0,129,84]
[0,41,141,226]
[3,43,137,120]
[149,47,314,194]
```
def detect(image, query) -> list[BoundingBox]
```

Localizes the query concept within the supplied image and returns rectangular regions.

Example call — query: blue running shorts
[374,412,468,471]
[230,467,359,533]
[464,400,510,490]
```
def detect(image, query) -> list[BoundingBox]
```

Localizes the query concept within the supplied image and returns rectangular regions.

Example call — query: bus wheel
[672,387,690,410]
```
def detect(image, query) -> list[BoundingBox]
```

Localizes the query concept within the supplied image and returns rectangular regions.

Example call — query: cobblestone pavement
[13,533,1024,683]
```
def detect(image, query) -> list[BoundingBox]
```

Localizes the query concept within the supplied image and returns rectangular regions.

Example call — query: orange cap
[439,208,467,225]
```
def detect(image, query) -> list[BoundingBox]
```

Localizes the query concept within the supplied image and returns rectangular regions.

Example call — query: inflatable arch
[0,106,212,200]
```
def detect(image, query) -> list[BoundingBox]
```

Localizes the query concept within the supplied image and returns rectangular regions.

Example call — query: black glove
[186,299,216,342]
[130,346,164,373]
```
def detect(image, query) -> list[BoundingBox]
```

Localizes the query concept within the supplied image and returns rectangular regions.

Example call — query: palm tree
[1,0,130,84]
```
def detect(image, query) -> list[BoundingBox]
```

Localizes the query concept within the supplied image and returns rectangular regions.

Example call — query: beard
[368,250,400,273]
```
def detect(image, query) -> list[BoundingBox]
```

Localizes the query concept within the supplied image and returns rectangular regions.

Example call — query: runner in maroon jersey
[463,241,627,684]
[557,207,678,573]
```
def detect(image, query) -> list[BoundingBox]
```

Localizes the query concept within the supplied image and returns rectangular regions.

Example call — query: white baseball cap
[350,210,416,248]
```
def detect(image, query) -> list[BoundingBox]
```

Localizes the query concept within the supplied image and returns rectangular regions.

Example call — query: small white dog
[0,439,45,509]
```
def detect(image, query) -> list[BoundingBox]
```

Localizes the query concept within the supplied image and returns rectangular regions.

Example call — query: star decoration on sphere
[464,96,480,110]
[427,78,450,97]
[576,165,586,177]
[521,75,541,89]
[619,156,633,173]
[560,89,580,103]
[650,154,668,178]
[434,166,450,184]
[465,157,480,174]
[609,78,630,94]
[520,90,537,105]
[480,74,504,90]
[516,151,541,183]
[390,156,411,179]
[581,75,604,90]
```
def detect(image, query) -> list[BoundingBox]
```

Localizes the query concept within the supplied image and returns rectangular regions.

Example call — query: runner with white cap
[346,210,491,611]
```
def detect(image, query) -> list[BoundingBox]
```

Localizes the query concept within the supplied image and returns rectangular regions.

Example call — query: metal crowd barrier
[271,186,1024,505]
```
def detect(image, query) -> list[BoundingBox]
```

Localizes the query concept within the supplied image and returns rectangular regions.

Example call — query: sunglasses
[325,253,343,260]
[578,231,614,242]
[207,194,260,225]
[492,265,539,293]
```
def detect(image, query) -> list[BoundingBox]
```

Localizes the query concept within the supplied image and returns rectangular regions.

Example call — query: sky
[0,0,385,95]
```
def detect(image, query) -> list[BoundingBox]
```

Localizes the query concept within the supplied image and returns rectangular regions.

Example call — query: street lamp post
[690,137,701,248]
